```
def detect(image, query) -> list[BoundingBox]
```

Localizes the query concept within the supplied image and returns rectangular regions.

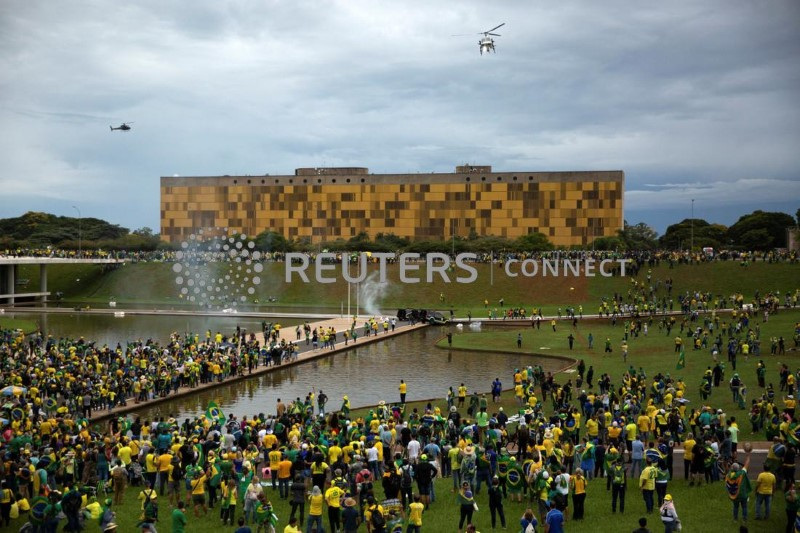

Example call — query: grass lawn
[439,309,800,440]
[0,316,38,332]
[11,260,799,317]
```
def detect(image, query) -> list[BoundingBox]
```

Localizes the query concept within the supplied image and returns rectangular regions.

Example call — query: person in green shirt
[171,501,187,533]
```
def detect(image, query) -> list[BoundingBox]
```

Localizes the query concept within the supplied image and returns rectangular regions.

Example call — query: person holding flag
[676,349,686,370]
[205,401,226,427]
[725,450,752,522]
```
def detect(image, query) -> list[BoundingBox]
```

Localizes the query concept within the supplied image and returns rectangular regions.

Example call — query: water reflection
[4,312,301,347]
[133,327,564,422]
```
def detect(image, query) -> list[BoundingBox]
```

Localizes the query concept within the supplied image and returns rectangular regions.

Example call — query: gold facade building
[160,166,624,246]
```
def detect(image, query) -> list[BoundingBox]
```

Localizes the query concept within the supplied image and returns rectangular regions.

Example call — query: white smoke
[359,271,389,316]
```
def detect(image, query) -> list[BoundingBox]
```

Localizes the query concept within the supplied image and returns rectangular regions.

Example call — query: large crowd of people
[1,259,799,532]
[2,247,798,266]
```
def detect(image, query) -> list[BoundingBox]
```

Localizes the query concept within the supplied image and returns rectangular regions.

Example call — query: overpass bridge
[0,257,122,304]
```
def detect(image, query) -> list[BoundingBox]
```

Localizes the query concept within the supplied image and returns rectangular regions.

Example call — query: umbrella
[0,386,27,397]
[0,417,8,425]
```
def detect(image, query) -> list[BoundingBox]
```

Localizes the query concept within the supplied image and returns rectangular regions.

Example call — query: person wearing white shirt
[407,438,421,463]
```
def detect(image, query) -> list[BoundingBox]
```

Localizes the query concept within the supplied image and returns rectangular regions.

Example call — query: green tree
[466,235,513,253]
[726,210,795,249]
[738,228,773,250]
[513,232,554,252]
[659,219,726,250]
[618,221,658,250]
[592,235,625,250]
[374,233,410,250]
[254,230,291,252]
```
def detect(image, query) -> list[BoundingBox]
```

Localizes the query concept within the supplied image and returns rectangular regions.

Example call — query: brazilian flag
[206,401,226,425]
[676,349,686,370]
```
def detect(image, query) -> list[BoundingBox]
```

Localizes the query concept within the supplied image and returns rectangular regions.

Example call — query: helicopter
[478,23,504,55]
[110,122,133,131]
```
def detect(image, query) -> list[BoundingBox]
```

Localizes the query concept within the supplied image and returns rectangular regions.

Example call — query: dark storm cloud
[0,0,798,234]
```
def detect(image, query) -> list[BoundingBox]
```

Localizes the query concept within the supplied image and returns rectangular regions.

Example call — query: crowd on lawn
[0,352,799,533]
[0,266,799,532]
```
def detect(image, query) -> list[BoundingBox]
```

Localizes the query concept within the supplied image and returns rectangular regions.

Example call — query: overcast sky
[1,0,798,235]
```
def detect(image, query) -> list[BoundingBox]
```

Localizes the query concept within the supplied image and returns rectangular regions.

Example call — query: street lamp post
[72,205,82,258]
[690,199,695,252]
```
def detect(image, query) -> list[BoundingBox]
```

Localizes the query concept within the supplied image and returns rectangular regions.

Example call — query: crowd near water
[0,251,799,533]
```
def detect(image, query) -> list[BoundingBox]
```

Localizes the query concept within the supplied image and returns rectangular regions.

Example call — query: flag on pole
[206,401,226,425]
[676,349,686,370]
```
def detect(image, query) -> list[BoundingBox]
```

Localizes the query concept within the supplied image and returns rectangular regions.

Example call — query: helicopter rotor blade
[486,23,505,33]
[487,33,501,36]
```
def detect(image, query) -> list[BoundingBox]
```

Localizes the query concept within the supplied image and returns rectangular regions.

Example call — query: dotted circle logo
[173,227,262,308]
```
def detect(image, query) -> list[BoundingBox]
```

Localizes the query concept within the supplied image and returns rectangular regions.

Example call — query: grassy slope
[12,260,800,316]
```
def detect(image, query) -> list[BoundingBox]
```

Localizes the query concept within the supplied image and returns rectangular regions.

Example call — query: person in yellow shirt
[399,380,407,404]
[268,445,282,490]
[586,417,599,440]
[116,441,133,466]
[328,443,342,465]
[278,454,293,499]
[157,451,172,495]
[221,478,238,525]
[283,516,301,533]
[458,384,467,407]
[754,465,776,520]
[637,413,651,441]
[307,486,324,533]
[682,436,696,481]
[570,468,587,520]
[324,484,344,532]
[137,481,158,520]
[408,494,424,531]
[639,459,657,513]
[190,467,210,517]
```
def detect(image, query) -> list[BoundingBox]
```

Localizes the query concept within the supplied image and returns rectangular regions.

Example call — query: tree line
[0,208,797,253]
